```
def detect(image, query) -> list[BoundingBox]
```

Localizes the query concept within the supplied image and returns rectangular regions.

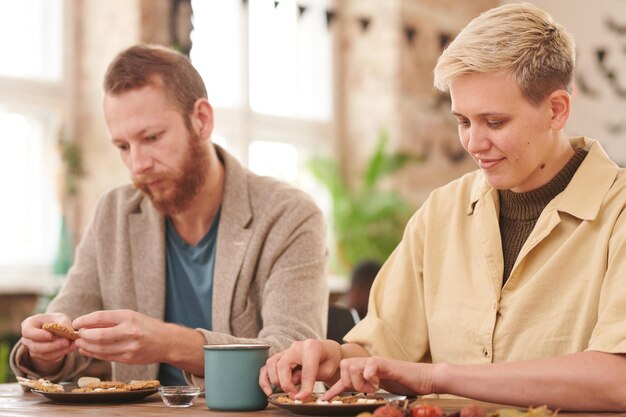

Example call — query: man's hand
[259,339,343,400]
[323,356,436,400]
[73,309,173,365]
[20,313,78,374]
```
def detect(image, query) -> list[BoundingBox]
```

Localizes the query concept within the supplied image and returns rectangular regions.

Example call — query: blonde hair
[433,2,575,105]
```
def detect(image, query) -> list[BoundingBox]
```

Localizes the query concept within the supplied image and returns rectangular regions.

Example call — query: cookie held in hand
[42,322,79,340]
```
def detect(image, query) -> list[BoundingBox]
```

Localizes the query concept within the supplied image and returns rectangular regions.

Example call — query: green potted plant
[308,130,422,273]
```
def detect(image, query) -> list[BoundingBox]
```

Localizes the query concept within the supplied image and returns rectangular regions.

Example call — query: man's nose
[129,146,152,176]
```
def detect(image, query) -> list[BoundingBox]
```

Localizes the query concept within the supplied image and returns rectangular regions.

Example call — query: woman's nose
[465,125,491,155]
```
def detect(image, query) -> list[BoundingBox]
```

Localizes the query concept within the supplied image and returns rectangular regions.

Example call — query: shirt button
[482,347,489,357]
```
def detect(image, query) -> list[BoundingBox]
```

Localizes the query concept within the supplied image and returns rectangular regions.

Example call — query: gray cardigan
[11,146,328,383]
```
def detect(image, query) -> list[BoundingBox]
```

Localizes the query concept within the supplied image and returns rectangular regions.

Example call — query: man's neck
[169,146,225,245]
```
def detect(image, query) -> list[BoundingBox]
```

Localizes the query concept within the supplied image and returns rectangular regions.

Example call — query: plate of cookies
[269,392,408,416]
[19,376,160,404]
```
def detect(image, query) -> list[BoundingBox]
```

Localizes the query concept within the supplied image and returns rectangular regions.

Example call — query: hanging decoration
[606,18,626,35]
[439,32,452,50]
[326,10,337,28]
[595,48,626,98]
[358,17,371,33]
[404,25,417,45]
[575,73,600,98]
[235,1,462,53]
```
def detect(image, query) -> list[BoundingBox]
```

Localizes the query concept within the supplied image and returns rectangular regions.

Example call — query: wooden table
[0,383,622,417]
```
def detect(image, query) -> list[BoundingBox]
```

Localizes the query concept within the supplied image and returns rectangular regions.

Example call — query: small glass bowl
[158,386,201,408]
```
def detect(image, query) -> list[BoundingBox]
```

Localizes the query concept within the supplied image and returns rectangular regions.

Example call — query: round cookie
[42,322,79,340]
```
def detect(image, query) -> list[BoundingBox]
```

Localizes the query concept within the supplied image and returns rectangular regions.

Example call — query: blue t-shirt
[158,210,220,386]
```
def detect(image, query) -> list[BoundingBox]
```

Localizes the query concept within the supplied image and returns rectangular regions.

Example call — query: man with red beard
[10,44,328,387]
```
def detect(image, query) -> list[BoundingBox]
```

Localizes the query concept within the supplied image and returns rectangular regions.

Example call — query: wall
[333,0,495,207]
[70,0,140,239]
[509,0,626,165]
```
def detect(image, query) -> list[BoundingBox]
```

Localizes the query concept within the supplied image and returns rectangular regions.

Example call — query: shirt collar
[467,137,619,220]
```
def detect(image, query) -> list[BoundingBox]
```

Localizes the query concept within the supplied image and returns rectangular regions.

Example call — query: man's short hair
[433,2,575,105]
[103,44,207,117]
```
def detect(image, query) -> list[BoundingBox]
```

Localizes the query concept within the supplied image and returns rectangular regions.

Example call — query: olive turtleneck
[498,147,588,285]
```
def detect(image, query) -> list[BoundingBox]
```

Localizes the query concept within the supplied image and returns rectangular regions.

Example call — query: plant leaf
[307,129,422,270]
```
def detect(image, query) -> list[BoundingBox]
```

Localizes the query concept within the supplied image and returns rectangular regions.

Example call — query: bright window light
[248,0,331,120]
[191,0,331,120]
[190,0,333,215]
[190,0,242,108]
[211,133,229,151]
[0,0,66,280]
[0,0,64,81]
[0,111,60,266]
[248,141,299,182]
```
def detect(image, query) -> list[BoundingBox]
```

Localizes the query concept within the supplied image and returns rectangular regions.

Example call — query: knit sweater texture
[499,147,588,284]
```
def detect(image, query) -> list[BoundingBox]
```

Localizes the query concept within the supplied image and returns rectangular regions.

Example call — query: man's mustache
[132,174,170,187]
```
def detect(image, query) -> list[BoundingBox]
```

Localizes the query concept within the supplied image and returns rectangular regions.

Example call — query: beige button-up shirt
[345,137,626,365]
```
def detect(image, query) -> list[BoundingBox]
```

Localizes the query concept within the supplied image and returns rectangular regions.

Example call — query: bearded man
[10,44,328,387]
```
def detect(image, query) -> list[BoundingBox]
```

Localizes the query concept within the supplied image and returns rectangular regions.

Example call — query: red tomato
[411,404,443,417]
[373,404,405,417]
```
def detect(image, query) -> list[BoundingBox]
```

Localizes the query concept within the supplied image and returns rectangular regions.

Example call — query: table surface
[0,383,622,417]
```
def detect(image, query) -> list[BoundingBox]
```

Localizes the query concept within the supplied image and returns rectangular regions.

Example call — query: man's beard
[133,129,209,215]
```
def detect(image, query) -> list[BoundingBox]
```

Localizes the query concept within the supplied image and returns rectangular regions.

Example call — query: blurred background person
[344,260,381,320]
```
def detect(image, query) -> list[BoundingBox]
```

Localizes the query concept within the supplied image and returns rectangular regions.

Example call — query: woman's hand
[323,356,438,400]
[259,339,343,400]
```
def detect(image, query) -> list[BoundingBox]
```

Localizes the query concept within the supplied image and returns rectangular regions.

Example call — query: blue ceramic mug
[203,343,270,411]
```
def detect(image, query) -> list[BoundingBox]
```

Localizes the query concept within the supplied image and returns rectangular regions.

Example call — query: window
[190,0,333,203]
[0,1,63,81]
[0,0,69,282]
[0,112,61,268]
[247,0,331,120]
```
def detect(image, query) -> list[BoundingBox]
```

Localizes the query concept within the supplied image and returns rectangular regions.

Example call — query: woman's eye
[457,119,470,127]
[487,121,504,128]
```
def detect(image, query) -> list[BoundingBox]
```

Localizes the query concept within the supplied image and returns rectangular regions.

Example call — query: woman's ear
[192,98,214,139]
[548,89,570,131]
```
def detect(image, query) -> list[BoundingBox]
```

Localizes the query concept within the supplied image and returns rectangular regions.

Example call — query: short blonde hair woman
[435,2,575,104]
[261,3,626,411]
